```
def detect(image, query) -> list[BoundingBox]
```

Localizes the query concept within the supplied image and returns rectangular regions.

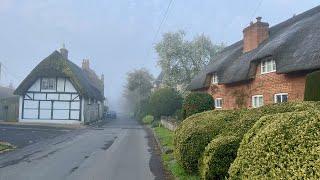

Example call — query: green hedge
[175,102,320,176]
[229,110,320,179]
[149,88,183,119]
[305,71,320,101]
[182,92,215,119]
[142,115,154,124]
[199,135,240,180]
[174,110,240,174]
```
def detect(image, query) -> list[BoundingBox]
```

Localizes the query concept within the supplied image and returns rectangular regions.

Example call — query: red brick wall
[203,64,307,110]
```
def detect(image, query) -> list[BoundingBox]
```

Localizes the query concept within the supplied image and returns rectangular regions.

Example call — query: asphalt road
[0,116,165,180]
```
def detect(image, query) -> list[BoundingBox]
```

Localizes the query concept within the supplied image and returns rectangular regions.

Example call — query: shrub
[182,92,215,119]
[149,88,183,119]
[151,120,160,128]
[199,135,240,180]
[142,115,154,124]
[305,71,320,101]
[174,110,240,174]
[175,101,320,176]
[229,110,320,179]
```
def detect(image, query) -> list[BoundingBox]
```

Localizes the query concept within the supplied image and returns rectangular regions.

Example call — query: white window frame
[274,93,288,103]
[215,98,223,109]
[252,95,264,108]
[41,78,56,90]
[211,73,218,84]
[261,59,276,74]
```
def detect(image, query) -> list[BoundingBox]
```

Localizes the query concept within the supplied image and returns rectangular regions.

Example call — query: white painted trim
[252,95,264,108]
[215,98,223,109]
[274,93,288,103]
[81,97,85,123]
[18,96,23,120]
[19,119,81,125]
[261,59,276,74]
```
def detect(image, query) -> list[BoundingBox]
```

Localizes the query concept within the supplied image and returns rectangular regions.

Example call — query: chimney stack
[82,59,90,70]
[243,17,269,53]
[60,44,68,59]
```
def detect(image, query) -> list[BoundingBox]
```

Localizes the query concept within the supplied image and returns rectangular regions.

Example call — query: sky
[0,0,319,110]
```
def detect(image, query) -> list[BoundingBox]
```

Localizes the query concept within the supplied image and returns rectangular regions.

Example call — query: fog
[0,0,318,111]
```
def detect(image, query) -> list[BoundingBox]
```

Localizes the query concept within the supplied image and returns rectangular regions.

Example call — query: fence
[160,116,179,131]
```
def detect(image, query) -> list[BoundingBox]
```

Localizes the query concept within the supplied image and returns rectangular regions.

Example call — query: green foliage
[305,71,320,101]
[155,31,224,88]
[142,115,154,124]
[182,92,215,119]
[199,136,240,180]
[149,88,183,119]
[174,101,320,176]
[229,110,320,179]
[174,110,239,174]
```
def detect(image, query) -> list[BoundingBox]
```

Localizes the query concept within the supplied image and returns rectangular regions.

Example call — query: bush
[175,101,320,176]
[199,135,240,180]
[142,115,154,124]
[182,92,215,119]
[229,110,320,179]
[149,88,183,119]
[151,120,160,128]
[305,71,320,101]
[174,110,240,174]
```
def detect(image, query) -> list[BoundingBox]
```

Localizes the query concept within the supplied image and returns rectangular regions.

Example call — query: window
[252,95,264,108]
[215,98,223,109]
[41,78,56,90]
[211,73,218,84]
[275,93,288,103]
[88,98,92,105]
[261,59,276,74]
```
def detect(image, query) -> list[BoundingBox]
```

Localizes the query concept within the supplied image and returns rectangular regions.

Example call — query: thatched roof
[14,51,104,100]
[189,5,320,90]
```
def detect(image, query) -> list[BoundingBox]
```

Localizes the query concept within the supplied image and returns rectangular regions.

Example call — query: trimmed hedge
[199,135,240,180]
[174,110,240,174]
[175,101,320,176]
[305,71,320,101]
[229,110,320,179]
[182,92,215,119]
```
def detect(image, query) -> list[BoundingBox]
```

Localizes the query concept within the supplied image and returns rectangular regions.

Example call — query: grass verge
[153,127,199,180]
[0,142,14,153]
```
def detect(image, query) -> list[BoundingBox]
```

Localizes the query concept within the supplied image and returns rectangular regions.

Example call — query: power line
[250,0,264,20]
[146,0,174,61]
[152,0,174,44]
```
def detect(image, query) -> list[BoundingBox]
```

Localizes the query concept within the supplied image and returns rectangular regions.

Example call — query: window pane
[282,95,288,102]
[276,95,282,103]
[41,78,56,90]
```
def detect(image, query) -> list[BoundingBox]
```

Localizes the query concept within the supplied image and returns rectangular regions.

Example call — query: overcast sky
[0,0,319,110]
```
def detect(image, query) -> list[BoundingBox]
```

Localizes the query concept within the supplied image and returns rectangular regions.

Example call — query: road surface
[0,116,165,180]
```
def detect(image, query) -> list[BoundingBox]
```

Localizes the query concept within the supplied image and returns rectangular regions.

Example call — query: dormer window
[211,73,218,84]
[261,59,276,74]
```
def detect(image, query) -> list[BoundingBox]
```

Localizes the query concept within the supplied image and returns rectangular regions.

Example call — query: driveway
[0,123,75,148]
[0,116,166,180]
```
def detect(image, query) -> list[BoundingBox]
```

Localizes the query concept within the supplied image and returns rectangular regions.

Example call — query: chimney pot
[256,17,262,22]
[59,44,68,59]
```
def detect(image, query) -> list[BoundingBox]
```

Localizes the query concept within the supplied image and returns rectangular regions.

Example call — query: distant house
[14,46,105,124]
[189,6,320,110]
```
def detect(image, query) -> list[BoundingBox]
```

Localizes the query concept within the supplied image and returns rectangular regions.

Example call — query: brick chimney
[60,44,68,59]
[82,59,90,70]
[243,17,269,53]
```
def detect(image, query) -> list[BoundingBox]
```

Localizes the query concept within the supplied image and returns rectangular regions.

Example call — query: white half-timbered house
[14,47,105,124]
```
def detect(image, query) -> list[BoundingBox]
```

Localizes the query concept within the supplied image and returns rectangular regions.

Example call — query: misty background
[0,0,318,111]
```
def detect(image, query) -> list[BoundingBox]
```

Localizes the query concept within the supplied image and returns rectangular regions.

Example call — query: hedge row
[304,70,320,101]
[229,110,320,179]
[182,92,215,119]
[174,101,320,178]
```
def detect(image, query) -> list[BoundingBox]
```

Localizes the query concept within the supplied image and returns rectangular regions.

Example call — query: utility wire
[250,0,264,20]
[147,0,174,61]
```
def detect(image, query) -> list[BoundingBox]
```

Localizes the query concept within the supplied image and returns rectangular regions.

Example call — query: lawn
[153,127,199,180]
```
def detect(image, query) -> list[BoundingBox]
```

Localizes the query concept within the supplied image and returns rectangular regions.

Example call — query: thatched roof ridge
[189,5,320,90]
[14,51,104,100]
